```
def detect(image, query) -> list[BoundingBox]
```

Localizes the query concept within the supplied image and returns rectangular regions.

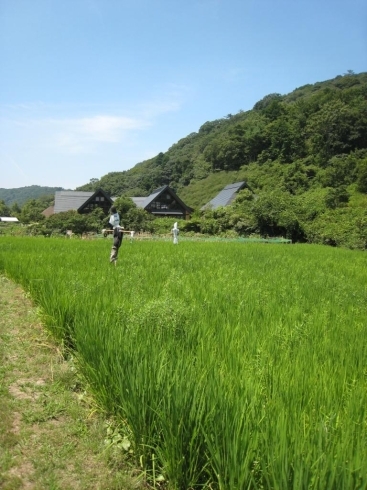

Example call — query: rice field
[1,236,366,489]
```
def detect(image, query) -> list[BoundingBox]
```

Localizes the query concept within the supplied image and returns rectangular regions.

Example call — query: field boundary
[0,275,144,490]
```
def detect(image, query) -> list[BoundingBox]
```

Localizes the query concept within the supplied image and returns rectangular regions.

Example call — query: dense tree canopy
[0,186,63,207]
[71,72,367,204]
[0,200,11,217]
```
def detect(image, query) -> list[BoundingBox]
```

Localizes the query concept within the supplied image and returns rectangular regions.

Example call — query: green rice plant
[1,236,366,488]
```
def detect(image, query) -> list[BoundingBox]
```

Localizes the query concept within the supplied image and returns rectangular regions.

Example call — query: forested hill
[76,71,367,208]
[0,186,64,207]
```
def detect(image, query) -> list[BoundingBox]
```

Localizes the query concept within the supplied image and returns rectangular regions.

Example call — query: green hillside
[0,185,64,207]
[76,71,367,209]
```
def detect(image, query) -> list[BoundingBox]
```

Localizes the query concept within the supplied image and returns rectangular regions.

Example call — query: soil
[0,275,145,490]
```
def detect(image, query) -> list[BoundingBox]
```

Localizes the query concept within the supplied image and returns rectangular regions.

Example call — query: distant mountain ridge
[0,186,65,207]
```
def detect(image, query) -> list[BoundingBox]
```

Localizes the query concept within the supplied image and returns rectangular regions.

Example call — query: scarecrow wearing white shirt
[108,206,124,266]
[109,206,120,229]
[171,222,179,244]
[108,206,135,265]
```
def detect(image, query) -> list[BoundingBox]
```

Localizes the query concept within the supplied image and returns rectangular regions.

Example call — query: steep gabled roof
[54,191,94,213]
[132,186,193,212]
[131,197,147,207]
[77,188,113,212]
[201,181,248,210]
[42,206,55,217]
[141,186,167,208]
[53,189,113,214]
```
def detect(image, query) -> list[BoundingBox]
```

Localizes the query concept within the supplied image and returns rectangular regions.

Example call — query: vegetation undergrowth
[1,236,367,489]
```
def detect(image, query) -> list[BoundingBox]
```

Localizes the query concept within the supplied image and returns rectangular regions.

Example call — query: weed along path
[0,275,143,490]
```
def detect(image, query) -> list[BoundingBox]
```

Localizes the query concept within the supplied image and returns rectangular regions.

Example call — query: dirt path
[0,275,143,490]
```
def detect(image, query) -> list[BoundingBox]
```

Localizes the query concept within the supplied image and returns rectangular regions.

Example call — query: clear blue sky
[1,0,366,190]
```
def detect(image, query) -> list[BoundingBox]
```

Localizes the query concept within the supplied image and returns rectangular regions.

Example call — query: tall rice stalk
[1,237,366,488]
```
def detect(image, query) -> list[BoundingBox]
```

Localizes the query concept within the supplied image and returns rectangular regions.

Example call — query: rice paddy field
[1,236,366,489]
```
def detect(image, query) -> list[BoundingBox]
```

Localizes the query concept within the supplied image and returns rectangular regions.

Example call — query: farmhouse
[131,185,193,220]
[44,186,192,219]
[42,189,114,216]
[201,181,249,210]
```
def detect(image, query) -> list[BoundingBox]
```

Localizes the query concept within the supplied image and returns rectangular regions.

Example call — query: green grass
[1,237,366,489]
[0,275,145,489]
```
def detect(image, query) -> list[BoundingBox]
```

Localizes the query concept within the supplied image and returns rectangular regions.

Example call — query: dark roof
[151,211,185,215]
[41,206,55,217]
[141,186,167,208]
[53,189,113,214]
[54,191,94,213]
[132,186,193,213]
[201,181,247,210]
[77,188,113,212]
[131,196,148,208]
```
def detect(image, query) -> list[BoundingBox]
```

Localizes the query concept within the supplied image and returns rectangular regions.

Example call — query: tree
[11,202,21,217]
[233,189,254,205]
[324,186,349,209]
[91,172,128,196]
[319,154,357,188]
[113,196,137,215]
[282,162,312,194]
[123,207,154,232]
[20,199,45,224]
[251,191,303,240]
[0,200,10,216]
[307,100,360,162]
[356,157,367,193]
[86,208,106,232]
[253,93,282,111]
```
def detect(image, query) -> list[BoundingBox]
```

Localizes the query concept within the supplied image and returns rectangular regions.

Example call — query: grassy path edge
[0,274,144,490]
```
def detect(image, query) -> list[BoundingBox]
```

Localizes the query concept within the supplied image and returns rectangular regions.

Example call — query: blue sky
[1,0,366,190]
